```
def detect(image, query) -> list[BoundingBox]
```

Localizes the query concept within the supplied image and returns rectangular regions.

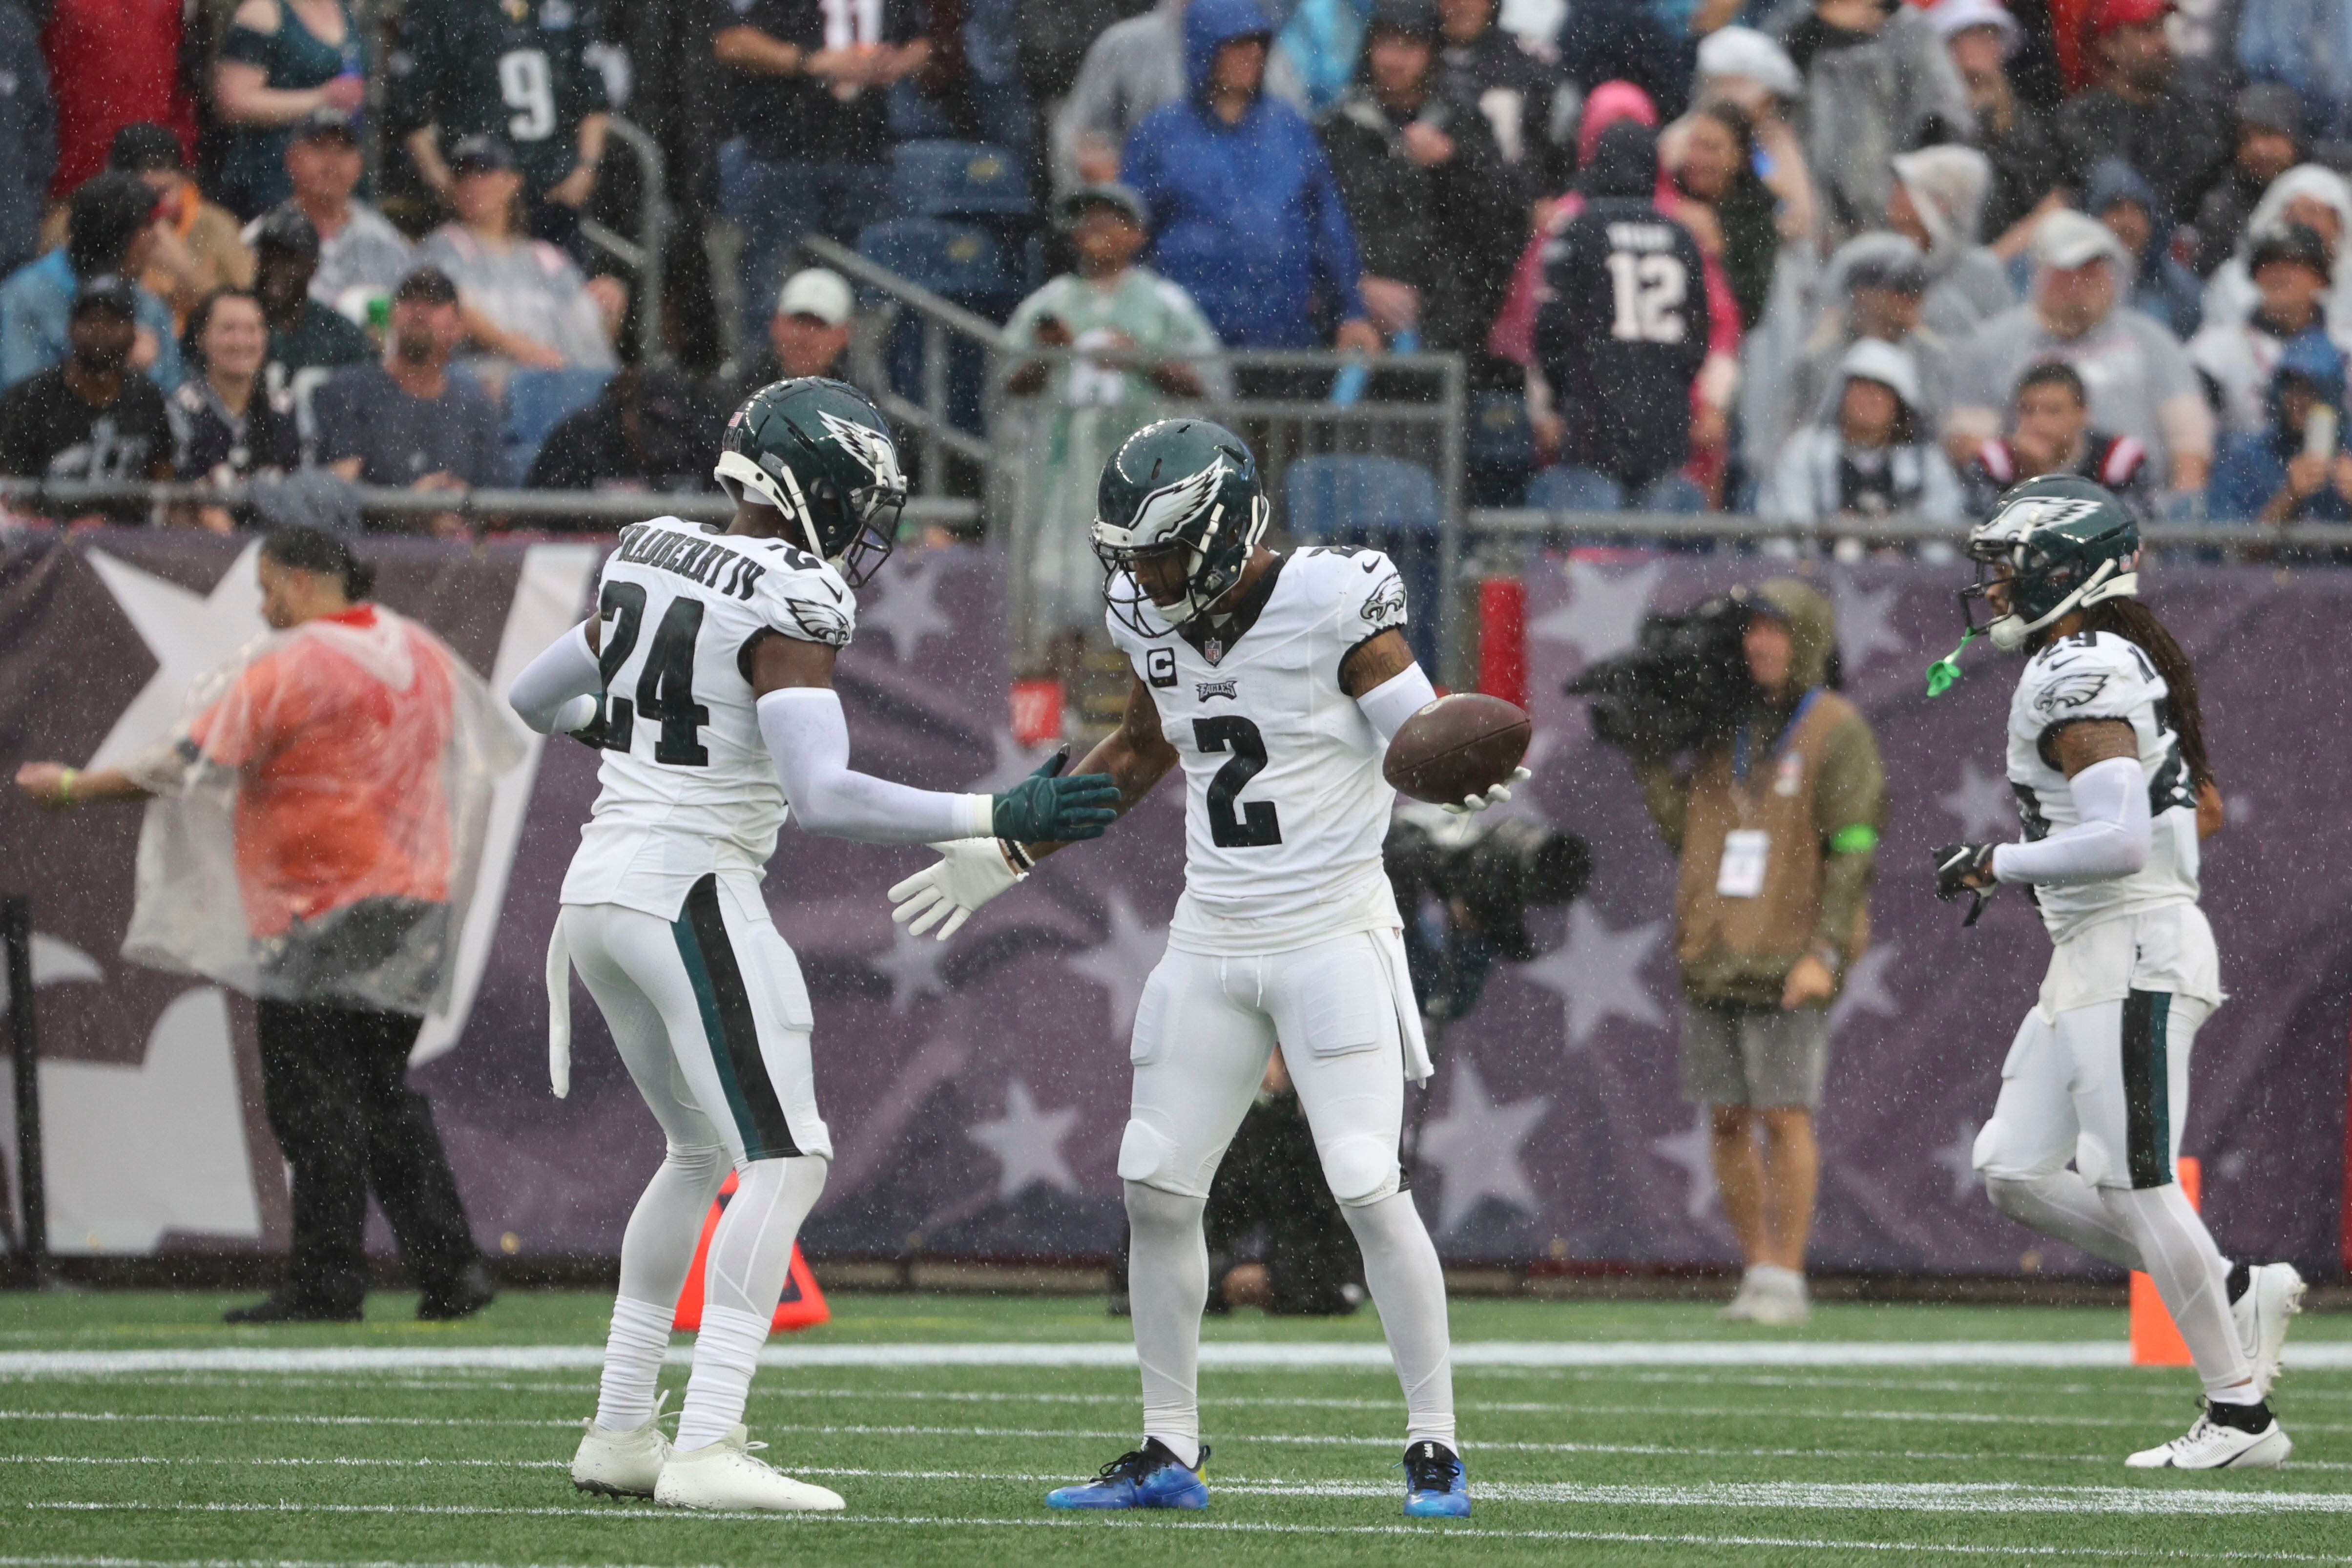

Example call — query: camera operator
[1113,808,1590,1317]
[1587,579,1884,1326]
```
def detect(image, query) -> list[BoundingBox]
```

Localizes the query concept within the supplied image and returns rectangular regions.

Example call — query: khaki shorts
[1680,998,1831,1109]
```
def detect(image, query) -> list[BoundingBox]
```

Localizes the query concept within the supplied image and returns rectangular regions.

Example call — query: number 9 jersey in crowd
[561,515,857,923]
[1104,543,1432,1083]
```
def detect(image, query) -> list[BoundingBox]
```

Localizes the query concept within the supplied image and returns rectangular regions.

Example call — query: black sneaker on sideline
[417,1262,496,1321]
[223,1295,362,1325]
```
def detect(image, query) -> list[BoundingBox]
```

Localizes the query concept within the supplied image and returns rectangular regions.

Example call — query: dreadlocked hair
[2080,598,2213,792]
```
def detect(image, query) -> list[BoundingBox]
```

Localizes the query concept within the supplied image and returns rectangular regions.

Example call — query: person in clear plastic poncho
[17,525,523,1324]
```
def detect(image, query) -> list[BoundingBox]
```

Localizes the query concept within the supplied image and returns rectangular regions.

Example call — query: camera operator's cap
[776,267,853,326]
[71,274,140,320]
[448,134,517,177]
[2090,0,2169,34]
[2034,208,2128,270]
[393,265,461,306]
[291,103,361,143]
[2251,221,2332,278]
[251,205,322,260]
[2236,83,2304,140]
[1927,0,2022,52]
[108,120,187,173]
[1057,182,1147,230]
[1694,26,1802,100]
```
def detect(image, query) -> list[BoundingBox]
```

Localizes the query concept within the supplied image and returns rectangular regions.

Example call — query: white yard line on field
[0,1457,565,1469]
[21,1341,2352,1378]
[19,1501,2352,1554]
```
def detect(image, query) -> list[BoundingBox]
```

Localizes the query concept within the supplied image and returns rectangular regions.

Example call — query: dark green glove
[991,748,1122,843]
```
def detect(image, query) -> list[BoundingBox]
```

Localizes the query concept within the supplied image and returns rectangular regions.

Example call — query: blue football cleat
[1401,1439,1470,1518]
[1045,1439,1210,1510]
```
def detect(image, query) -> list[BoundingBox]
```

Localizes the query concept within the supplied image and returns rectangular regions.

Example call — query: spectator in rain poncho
[1740,232,1950,496]
[1883,145,2013,340]
[1001,184,1223,660]
[2189,222,2337,438]
[2208,330,2352,523]
[13,525,521,1325]
[2202,164,2352,358]
[1762,336,1960,527]
[1769,0,1972,244]
[2083,156,2202,341]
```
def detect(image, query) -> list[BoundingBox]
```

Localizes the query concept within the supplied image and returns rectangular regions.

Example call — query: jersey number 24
[593,581,711,767]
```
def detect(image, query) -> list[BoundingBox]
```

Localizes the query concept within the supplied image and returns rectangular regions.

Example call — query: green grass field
[2,1288,2349,1565]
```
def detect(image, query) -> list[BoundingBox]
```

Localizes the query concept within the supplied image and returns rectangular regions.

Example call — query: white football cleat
[571,1396,671,1497]
[2232,1262,2305,1400]
[655,1425,845,1511]
[2124,1409,2292,1470]
[1739,1264,1811,1326]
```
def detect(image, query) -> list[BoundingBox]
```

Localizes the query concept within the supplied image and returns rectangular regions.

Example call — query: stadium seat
[1467,391,1535,508]
[503,368,613,486]
[1284,454,1444,669]
[857,219,1024,434]
[889,141,1033,223]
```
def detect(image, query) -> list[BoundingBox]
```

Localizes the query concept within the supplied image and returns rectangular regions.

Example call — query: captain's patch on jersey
[2033,669,2112,717]
[1360,575,1407,627]
[1146,646,1178,688]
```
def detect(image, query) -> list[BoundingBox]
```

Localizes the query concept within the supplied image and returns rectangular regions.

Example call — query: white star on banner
[1828,944,1901,1039]
[1065,890,1168,1039]
[1938,761,2016,840]
[869,927,953,1013]
[85,544,268,769]
[858,547,957,663]
[1516,905,1668,1050]
[1936,1119,1982,1200]
[967,1077,1082,1200]
[1529,559,1665,664]
[965,728,1062,794]
[1418,1054,1550,1232]
[1652,1108,1719,1222]
[1832,574,1906,672]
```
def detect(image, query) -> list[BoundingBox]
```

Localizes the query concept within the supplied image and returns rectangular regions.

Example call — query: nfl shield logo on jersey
[1201,636,1225,665]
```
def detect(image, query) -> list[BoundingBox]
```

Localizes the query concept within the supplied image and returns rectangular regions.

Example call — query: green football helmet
[1091,418,1270,634]
[714,377,907,585]
[1962,473,2140,651]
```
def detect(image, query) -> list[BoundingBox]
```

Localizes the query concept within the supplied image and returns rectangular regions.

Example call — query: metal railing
[1466,508,2352,552]
[581,115,670,370]
[0,478,979,530]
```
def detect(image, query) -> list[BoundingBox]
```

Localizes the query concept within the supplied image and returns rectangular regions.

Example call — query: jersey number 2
[1193,716,1281,848]
[596,583,711,766]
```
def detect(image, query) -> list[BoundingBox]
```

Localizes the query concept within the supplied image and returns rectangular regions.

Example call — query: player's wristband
[58,767,79,805]
[1001,838,1036,874]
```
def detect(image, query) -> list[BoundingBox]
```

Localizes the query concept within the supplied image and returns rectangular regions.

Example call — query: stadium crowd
[3,0,2352,533]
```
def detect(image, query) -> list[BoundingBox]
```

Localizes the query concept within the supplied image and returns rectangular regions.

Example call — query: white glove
[1441,766,1532,816]
[888,836,1026,940]
[552,693,601,735]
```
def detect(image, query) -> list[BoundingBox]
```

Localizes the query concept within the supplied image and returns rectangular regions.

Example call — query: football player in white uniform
[504,379,1121,1511]
[1933,476,2303,1469]
[889,420,1521,1518]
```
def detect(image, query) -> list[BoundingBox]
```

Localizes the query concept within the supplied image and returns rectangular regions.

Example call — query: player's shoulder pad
[747,538,856,648]
[2020,629,2157,724]
[1293,544,1407,634]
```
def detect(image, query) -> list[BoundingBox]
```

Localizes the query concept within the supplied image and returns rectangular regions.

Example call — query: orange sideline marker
[672,1172,830,1334]
[2128,1156,2201,1366]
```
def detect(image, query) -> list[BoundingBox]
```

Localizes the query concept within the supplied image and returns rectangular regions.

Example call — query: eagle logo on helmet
[819,410,906,496]
[1986,495,2104,540]
[1128,459,1229,544]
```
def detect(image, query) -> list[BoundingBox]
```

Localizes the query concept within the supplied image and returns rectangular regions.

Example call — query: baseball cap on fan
[2089,0,2168,33]
[776,268,853,327]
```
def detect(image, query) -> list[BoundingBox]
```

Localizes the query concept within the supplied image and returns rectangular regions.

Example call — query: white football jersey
[1107,546,1412,956]
[2006,628,2201,943]
[561,514,857,920]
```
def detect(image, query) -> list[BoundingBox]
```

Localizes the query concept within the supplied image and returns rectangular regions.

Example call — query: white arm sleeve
[508,622,602,734]
[1991,755,2151,885]
[757,687,994,845]
[1354,662,1439,746]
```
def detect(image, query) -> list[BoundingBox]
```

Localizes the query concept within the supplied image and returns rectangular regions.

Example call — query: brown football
[1382,692,1533,805]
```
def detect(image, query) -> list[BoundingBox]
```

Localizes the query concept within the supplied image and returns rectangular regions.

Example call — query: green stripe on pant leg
[672,875,801,1160]
[2123,989,2172,1190]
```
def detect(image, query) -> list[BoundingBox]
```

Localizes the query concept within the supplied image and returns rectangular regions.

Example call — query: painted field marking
[21,1500,2352,1553]
[20,1341,2352,1377]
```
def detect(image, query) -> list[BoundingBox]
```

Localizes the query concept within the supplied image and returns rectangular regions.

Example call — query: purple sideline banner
[0,530,2343,1277]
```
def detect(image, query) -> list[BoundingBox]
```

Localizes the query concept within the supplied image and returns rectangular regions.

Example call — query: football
[1382,692,1533,805]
